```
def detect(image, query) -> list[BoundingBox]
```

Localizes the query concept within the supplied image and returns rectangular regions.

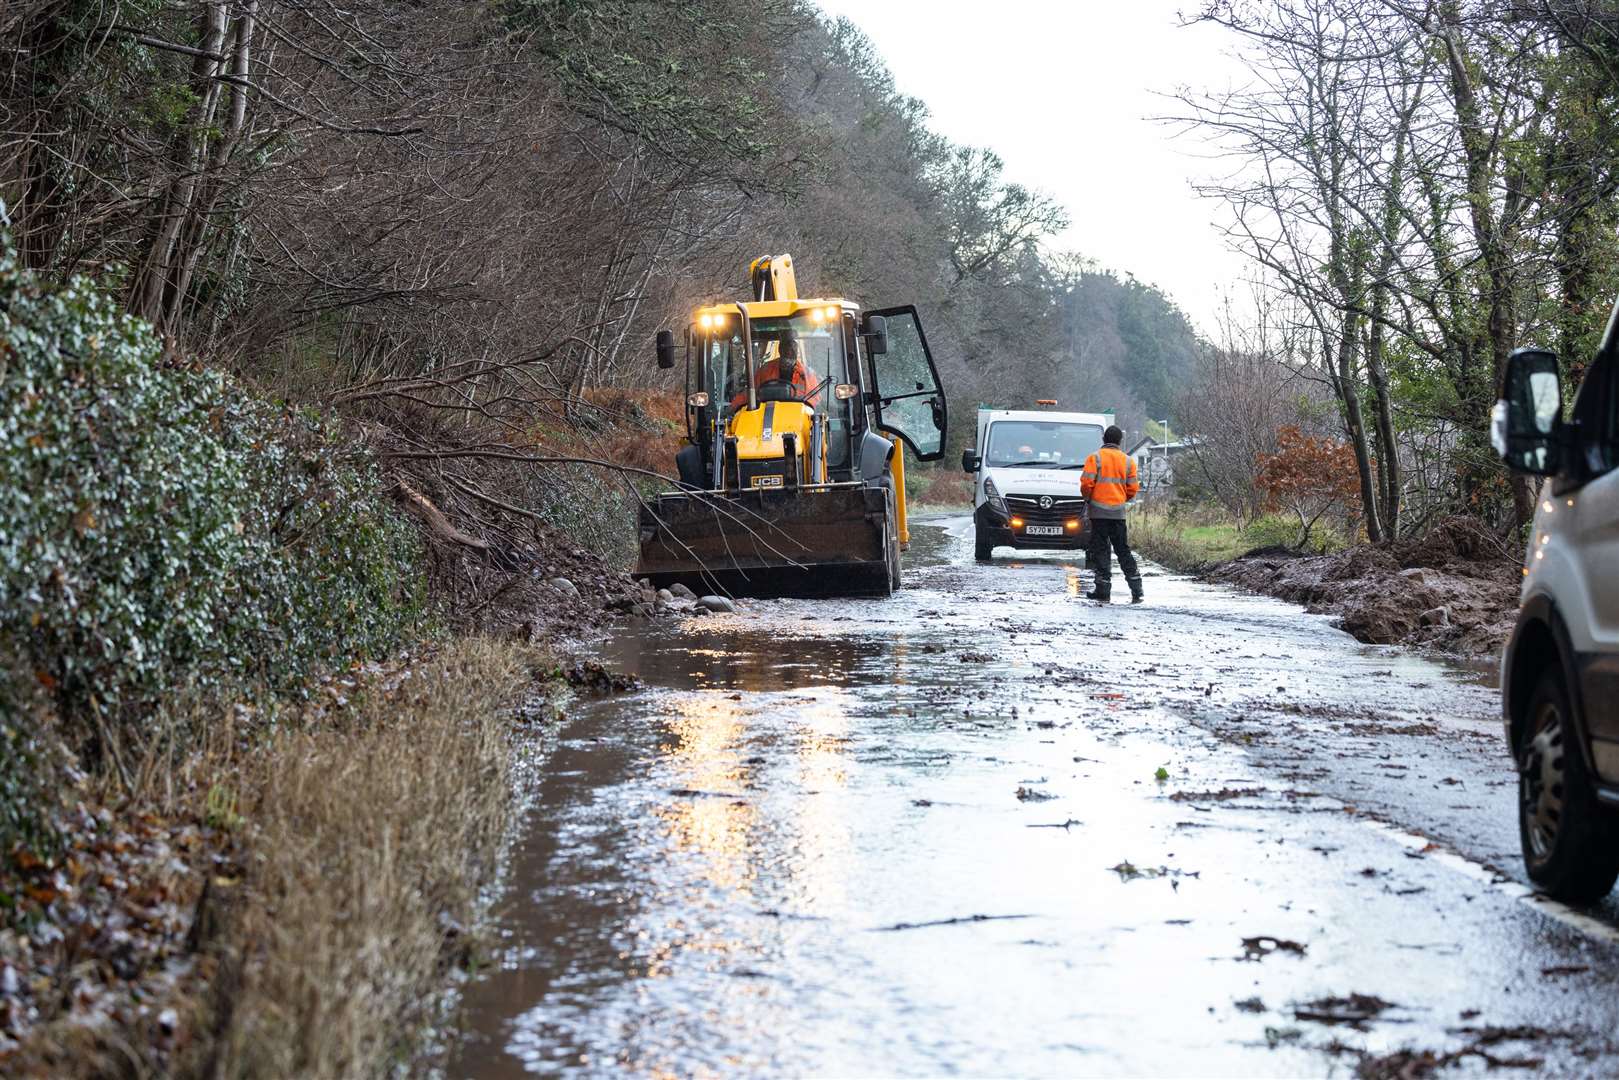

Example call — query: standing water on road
[452,516,1619,1077]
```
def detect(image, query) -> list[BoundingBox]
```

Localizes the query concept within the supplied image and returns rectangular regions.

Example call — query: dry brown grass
[202,637,534,1078]
[910,469,975,509]
[1,638,543,1080]
[575,388,686,477]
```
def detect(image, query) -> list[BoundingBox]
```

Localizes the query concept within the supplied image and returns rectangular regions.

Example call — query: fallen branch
[870,913,1036,932]
[391,479,487,550]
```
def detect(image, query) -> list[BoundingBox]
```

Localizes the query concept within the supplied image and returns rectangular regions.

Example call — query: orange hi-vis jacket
[730,359,817,410]
[1081,445,1140,519]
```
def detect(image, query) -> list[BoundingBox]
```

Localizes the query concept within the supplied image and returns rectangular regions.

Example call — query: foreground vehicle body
[961,406,1109,560]
[637,254,947,598]
[1494,301,1619,901]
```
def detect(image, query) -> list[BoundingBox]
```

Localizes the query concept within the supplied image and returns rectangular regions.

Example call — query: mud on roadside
[1204,518,1521,659]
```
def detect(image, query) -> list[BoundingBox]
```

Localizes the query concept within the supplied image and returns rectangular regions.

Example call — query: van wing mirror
[656,329,677,370]
[962,448,980,473]
[1491,347,1562,476]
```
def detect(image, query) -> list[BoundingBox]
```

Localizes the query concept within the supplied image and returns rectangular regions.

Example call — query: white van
[1493,317,1619,902]
[960,406,1112,561]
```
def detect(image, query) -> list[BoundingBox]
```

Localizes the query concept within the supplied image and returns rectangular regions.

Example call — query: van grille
[1005,493,1085,526]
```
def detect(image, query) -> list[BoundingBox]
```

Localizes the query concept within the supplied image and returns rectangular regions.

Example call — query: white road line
[1364,819,1619,947]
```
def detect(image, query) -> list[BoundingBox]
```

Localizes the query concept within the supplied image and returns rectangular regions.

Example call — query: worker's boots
[1127,577,1144,604]
[1085,581,1111,603]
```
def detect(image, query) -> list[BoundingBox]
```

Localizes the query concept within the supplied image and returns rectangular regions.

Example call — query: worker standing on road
[1081,425,1143,603]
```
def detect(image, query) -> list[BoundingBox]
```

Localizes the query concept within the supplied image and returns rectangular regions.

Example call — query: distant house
[1127,436,1197,496]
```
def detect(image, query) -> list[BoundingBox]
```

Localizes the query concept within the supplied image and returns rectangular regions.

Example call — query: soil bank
[1203,518,1521,659]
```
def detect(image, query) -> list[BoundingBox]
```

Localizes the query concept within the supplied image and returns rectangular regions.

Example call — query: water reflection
[655,694,755,897]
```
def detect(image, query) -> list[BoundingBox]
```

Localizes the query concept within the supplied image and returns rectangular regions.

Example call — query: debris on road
[562,660,640,693]
[1169,786,1264,802]
[1241,935,1308,960]
[1293,992,1395,1028]
[871,914,1036,932]
[1109,861,1199,883]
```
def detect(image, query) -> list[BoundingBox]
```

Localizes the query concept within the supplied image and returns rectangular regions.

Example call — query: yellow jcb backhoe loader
[637,254,948,597]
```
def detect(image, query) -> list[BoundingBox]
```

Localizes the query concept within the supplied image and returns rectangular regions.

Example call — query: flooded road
[452,515,1619,1077]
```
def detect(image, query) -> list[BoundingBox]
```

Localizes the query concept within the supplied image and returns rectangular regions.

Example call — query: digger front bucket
[635,483,893,599]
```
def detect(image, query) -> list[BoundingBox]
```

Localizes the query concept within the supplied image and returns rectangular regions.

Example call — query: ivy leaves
[0,243,425,757]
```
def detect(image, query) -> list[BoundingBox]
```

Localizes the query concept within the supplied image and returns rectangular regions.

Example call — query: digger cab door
[864,305,948,461]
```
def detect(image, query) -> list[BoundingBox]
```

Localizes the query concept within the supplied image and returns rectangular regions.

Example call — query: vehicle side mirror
[656,329,677,370]
[962,448,980,473]
[1491,347,1562,476]
[863,314,888,356]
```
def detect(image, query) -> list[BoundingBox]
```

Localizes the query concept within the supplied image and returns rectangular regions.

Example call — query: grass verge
[2,637,552,1079]
[1131,507,1348,573]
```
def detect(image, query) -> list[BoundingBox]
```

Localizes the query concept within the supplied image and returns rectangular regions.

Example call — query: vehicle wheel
[1518,665,1619,902]
[974,527,993,562]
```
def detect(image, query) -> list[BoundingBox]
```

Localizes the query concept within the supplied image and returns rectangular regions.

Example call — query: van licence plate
[1024,525,1063,537]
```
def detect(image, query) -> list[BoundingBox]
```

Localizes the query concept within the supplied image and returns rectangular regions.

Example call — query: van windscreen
[985,421,1104,468]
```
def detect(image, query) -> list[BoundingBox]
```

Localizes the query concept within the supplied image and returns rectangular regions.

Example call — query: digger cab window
[701,310,855,464]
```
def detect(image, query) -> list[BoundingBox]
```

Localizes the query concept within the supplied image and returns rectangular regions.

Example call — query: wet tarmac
[451,515,1619,1077]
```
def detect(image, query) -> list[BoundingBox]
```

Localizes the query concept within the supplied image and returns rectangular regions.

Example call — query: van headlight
[983,475,1008,516]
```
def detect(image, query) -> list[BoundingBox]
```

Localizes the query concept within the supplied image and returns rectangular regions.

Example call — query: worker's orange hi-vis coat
[1081,446,1140,516]
[729,359,817,409]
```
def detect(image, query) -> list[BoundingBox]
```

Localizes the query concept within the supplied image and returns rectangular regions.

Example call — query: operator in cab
[1082,424,1143,603]
[731,334,818,410]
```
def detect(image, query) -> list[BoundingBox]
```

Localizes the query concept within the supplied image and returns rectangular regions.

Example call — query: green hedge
[0,242,425,805]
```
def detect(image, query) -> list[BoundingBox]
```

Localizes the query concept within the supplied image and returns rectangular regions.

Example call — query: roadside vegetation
[0,252,563,1076]
[908,470,975,512]
[1130,508,1343,574]
[1116,3,1619,652]
[1166,4,1619,543]
[3,636,544,1078]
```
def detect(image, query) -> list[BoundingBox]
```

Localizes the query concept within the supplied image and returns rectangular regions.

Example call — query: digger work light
[687,391,709,408]
[834,383,860,401]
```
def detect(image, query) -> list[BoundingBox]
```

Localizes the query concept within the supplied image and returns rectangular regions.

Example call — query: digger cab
[679,302,866,490]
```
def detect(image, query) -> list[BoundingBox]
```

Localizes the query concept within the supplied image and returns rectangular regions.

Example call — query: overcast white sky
[814,0,1250,335]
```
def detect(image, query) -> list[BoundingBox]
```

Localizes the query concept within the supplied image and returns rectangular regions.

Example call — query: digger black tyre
[887,499,902,593]
[877,479,900,595]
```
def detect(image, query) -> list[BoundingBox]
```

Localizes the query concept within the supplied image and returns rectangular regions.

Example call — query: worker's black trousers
[1086,517,1139,590]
